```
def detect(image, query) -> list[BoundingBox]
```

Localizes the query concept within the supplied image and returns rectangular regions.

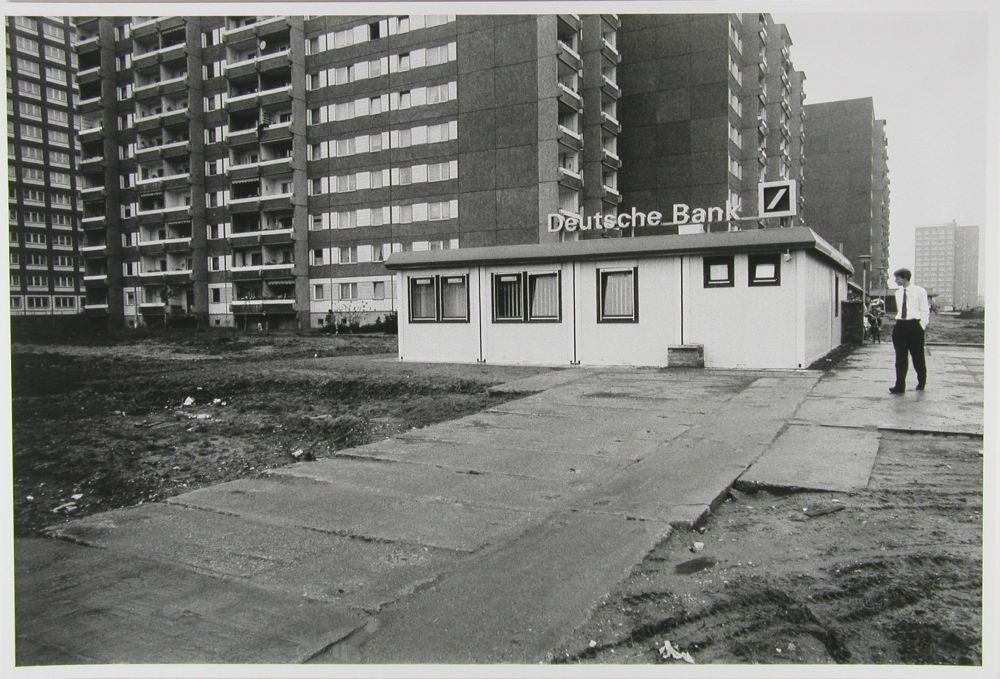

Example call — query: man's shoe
[889,386,905,394]
[915,384,925,391]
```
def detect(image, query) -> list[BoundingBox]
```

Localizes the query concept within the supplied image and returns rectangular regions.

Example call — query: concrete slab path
[15,341,983,666]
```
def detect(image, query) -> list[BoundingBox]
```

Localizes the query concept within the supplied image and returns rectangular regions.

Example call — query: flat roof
[385,227,855,275]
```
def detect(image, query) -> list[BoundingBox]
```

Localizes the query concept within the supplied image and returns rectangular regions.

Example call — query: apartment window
[337,174,357,193]
[20,124,43,140]
[428,201,452,221]
[208,256,222,272]
[370,133,383,152]
[49,150,70,166]
[397,52,410,72]
[313,284,325,300]
[703,256,735,288]
[493,273,523,322]
[427,162,451,182]
[49,130,68,146]
[11,297,23,309]
[14,16,37,32]
[16,36,39,54]
[16,58,40,76]
[598,268,638,323]
[339,282,358,300]
[22,146,44,163]
[211,289,221,304]
[27,297,50,309]
[47,109,70,127]
[50,172,71,187]
[54,297,76,309]
[409,277,436,321]
[44,66,67,83]
[748,253,781,286]
[18,81,41,98]
[369,21,381,40]
[373,281,386,299]
[44,45,66,63]
[441,276,468,321]
[397,167,412,186]
[427,83,449,104]
[18,101,43,118]
[52,214,72,227]
[397,90,411,110]
[340,246,358,264]
[42,22,65,41]
[370,96,383,115]
[426,44,450,66]
[22,167,45,183]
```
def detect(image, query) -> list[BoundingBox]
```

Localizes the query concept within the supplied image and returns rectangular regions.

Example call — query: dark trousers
[892,319,926,388]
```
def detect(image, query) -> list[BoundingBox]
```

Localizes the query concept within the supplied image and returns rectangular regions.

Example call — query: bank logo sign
[759,180,798,218]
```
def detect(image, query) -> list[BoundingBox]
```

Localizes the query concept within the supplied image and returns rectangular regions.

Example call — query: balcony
[557,14,582,33]
[80,243,107,254]
[600,38,620,64]
[600,74,621,99]
[83,273,108,282]
[602,184,622,205]
[557,166,582,192]
[600,111,621,135]
[73,34,100,49]
[601,148,621,170]
[135,169,191,188]
[557,124,583,151]
[135,138,189,157]
[230,262,295,278]
[557,40,582,70]
[557,83,583,112]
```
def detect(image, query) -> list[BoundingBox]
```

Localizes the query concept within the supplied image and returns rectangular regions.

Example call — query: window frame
[748,253,781,287]
[597,266,639,323]
[703,255,735,288]
[408,274,469,324]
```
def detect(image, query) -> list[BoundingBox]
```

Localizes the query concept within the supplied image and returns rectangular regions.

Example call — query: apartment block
[914,221,979,309]
[71,14,620,329]
[802,97,891,292]
[616,13,805,235]
[6,16,85,316]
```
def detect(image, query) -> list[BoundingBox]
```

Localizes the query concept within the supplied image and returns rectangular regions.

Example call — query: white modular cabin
[384,228,854,369]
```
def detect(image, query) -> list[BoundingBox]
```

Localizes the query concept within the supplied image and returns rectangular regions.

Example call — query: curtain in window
[602,271,633,318]
[529,274,559,318]
[411,278,436,319]
[495,275,521,320]
[441,277,467,319]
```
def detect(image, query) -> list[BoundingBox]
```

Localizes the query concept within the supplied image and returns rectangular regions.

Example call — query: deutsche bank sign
[759,180,798,218]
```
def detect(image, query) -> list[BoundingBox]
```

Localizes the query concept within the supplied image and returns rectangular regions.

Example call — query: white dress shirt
[895,283,930,330]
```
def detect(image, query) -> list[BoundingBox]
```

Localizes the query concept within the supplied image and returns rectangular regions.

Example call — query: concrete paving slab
[738,424,881,492]
[445,408,693,442]
[486,368,593,395]
[794,395,983,436]
[271,456,589,511]
[45,503,459,610]
[342,435,643,481]
[15,537,362,665]
[169,475,536,553]
[347,510,672,663]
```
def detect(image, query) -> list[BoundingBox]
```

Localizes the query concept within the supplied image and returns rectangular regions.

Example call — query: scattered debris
[588,640,597,649]
[51,502,77,513]
[291,448,316,461]
[691,541,705,553]
[25,496,33,501]
[803,505,845,518]
[70,493,83,500]
[657,640,695,663]
[674,556,717,574]
[182,396,195,407]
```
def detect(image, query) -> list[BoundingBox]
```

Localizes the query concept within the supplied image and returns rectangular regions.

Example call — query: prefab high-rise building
[614,13,806,235]
[6,16,85,316]
[801,97,890,292]
[70,14,621,329]
[914,221,979,310]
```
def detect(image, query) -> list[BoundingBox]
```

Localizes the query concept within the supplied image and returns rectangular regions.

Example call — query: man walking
[889,268,929,394]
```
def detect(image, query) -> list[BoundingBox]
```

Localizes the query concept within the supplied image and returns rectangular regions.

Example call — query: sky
[773,7,991,295]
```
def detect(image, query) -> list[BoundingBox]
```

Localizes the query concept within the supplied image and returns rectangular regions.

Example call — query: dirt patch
[11,334,545,537]
[557,432,982,665]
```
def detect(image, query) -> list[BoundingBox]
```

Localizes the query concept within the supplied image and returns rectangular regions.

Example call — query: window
[441,276,468,321]
[18,81,41,98]
[703,256,735,288]
[493,273,522,322]
[42,22,65,41]
[339,246,358,264]
[339,282,358,300]
[748,253,781,286]
[15,16,37,32]
[598,268,637,322]
[313,284,325,300]
[44,45,66,63]
[409,277,436,321]
[428,200,452,221]
[312,248,325,265]
[45,66,67,83]
[373,281,386,299]
[17,58,40,76]
[528,273,561,321]
[427,83,450,104]
[427,162,451,182]
[16,36,39,54]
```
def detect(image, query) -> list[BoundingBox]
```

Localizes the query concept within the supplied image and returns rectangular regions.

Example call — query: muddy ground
[11,333,544,537]
[9,315,985,665]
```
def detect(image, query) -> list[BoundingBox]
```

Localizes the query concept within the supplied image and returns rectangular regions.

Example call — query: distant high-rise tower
[914,222,979,309]
[6,16,84,316]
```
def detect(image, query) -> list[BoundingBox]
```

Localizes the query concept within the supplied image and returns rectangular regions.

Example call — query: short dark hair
[893,268,912,281]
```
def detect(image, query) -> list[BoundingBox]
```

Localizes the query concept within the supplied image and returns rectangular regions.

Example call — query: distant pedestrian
[865,297,882,343]
[889,268,929,394]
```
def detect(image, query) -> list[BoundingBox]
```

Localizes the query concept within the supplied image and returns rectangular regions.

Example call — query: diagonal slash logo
[766,188,788,211]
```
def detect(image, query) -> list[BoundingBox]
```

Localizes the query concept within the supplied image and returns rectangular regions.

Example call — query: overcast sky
[773,7,990,294]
